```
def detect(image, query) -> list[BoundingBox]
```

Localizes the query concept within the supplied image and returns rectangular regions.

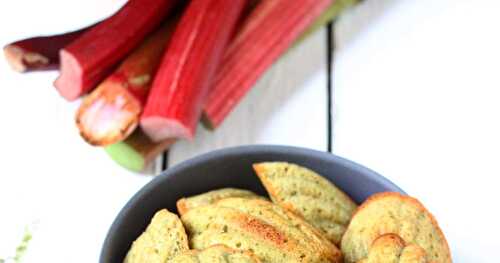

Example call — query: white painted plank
[333,0,500,261]
[0,1,158,262]
[169,28,330,166]
[153,154,166,174]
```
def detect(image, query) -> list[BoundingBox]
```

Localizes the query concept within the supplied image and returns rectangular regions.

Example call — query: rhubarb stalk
[3,28,88,72]
[141,0,247,141]
[54,0,179,101]
[105,130,175,172]
[203,0,334,129]
[297,0,359,44]
[75,20,177,146]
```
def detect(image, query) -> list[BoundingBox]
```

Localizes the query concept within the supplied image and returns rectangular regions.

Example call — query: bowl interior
[100,145,403,262]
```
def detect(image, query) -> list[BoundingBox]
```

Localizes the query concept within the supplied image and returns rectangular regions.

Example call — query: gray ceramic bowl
[100,145,404,262]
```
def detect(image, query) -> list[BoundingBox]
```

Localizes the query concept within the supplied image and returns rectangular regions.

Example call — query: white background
[0,0,499,262]
[334,1,500,261]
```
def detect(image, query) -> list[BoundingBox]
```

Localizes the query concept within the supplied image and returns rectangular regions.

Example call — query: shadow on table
[333,0,401,49]
[169,28,329,165]
[237,30,329,144]
[168,0,403,164]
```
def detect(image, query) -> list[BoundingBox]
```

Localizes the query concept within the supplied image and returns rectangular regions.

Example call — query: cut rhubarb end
[54,50,83,100]
[105,141,145,172]
[3,45,36,72]
[141,117,194,142]
[3,27,89,73]
[76,82,141,146]
[141,0,246,142]
[4,45,50,72]
[75,20,178,146]
[105,130,175,172]
[56,0,179,101]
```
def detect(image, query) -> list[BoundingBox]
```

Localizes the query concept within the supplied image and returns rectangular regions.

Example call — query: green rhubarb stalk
[105,130,174,172]
[105,142,144,172]
[296,0,359,44]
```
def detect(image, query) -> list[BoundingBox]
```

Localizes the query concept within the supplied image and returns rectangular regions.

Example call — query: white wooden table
[1,0,499,262]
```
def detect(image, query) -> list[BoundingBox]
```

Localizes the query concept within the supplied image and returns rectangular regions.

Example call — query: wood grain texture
[332,1,500,261]
[168,28,330,166]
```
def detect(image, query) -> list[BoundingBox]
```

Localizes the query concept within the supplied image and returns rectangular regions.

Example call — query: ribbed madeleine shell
[181,198,341,263]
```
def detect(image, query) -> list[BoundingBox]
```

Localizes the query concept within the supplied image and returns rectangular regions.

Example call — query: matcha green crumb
[1,226,34,263]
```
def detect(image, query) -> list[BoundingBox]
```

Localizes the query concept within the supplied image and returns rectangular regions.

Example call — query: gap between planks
[156,26,332,173]
[327,23,335,154]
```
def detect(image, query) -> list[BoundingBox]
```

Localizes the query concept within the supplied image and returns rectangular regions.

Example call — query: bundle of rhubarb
[3,0,358,173]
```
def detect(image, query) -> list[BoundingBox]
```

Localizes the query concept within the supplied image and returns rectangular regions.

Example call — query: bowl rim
[100,144,404,261]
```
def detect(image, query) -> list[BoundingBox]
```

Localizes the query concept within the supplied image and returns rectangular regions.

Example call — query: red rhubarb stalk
[203,0,333,128]
[54,0,179,101]
[3,27,88,72]
[141,0,247,141]
[75,20,177,146]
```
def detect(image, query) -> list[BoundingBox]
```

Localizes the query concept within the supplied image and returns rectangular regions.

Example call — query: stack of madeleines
[124,162,452,263]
